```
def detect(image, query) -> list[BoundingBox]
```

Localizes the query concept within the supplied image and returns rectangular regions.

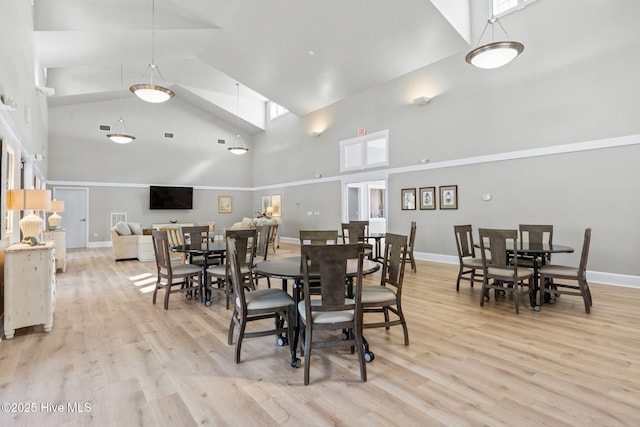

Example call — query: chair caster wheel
[549,298,556,304]
[291,358,301,368]
[185,294,192,300]
[533,305,541,312]
[341,332,349,340]
[365,351,375,362]
[499,290,506,296]
[277,336,288,346]
[204,300,212,307]
[484,295,490,302]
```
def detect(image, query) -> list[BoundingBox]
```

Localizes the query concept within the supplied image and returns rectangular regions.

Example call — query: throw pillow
[114,221,132,236]
[128,222,143,235]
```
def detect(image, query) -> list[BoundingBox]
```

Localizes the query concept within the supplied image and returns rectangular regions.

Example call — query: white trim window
[493,0,537,16]
[340,129,389,172]
[269,101,288,121]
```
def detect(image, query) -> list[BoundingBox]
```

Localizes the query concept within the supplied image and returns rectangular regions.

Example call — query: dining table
[253,256,380,368]
[476,241,574,310]
[172,240,226,306]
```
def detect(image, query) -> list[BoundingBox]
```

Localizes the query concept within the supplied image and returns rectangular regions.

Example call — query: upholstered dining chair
[454,224,484,291]
[402,221,417,272]
[151,230,203,310]
[299,230,339,245]
[227,238,294,363]
[539,228,592,313]
[478,228,535,314]
[159,226,186,264]
[341,222,373,259]
[207,229,257,309]
[299,243,367,385]
[361,233,409,361]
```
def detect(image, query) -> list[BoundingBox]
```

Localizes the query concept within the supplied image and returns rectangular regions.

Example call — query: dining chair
[268,223,279,253]
[254,224,275,288]
[453,224,484,291]
[361,233,409,361]
[181,225,212,266]
[478,228,535,314]
[341,222,373,259]
[518,224,554,266]
[207,229,257,309]
[402,221,417,272]
[539,228,592,313]
[151,230,203,310]
[227,238,294,363]
[299,243,367,385]
[299,230,339,245]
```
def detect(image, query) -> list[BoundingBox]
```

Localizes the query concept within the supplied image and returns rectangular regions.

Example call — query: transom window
[493,0,537,16]
[269,101,289,121]
[340,130,389,172]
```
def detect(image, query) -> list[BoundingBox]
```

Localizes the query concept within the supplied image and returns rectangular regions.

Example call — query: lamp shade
[48,200,65,213]
[7,189,52,211]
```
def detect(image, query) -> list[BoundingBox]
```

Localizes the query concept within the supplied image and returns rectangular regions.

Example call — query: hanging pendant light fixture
[465,5,524,69]
[228,83,249,155]
[107,64,136,144]
[130,0,175,103]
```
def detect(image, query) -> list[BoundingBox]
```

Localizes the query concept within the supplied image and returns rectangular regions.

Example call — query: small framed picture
[401,188,416,210]
[439,185,458,210]
[419,187,436,210]
[218,196,232,213]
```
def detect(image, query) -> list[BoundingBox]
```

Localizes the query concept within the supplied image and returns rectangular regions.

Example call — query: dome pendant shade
[228,83,249,155]
[465,40,524,69]
[108,65,136,143]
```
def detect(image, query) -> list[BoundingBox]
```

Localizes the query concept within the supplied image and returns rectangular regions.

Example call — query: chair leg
[579,279,591,314]
[152,280,159,304]
[397,302,409,346]
[228,308,238,345]
[235,320,246,363]
[456,266,463,291]
[303,324,312,385]
[355,326,367,383]
[410,253,416,272]
[164,285,170,310]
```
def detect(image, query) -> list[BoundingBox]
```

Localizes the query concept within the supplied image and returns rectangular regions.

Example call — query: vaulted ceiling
[34,0,470,133]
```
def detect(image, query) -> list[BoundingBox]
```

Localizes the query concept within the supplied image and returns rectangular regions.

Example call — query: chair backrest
[254,224,274,261]
[578,228,592,280]
[454,224,476,260]
[159,226,185,263]
[519,224,553,261]
[299,230,339,245]
[227,238,253,314]
[198,221,216,233]
[407,221,416,251]
[478,228,519,271]
[301,243,365,311]
[341,222,367,244]
[350,220,369,236]
[226,229,257,268]
[381,233,408,291]
[151,230,173,275]
[181,225,210,251]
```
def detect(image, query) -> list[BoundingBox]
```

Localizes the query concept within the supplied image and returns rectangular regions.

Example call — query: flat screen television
[149,186,193,209]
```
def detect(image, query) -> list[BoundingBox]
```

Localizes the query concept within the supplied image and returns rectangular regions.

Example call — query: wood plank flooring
[1,244,639,426]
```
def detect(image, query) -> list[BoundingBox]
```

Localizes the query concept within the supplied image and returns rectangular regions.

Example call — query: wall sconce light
[309,130,322,137]
[412,96,431,105]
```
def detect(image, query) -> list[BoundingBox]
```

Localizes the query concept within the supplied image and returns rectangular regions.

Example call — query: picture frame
[218,195,232,213]
[401,188,416,210]
[419,187,436,210]
[271,194,281,217]
[439,185,458,210]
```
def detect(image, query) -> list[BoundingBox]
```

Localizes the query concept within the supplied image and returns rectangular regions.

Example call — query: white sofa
[111,221,144,261]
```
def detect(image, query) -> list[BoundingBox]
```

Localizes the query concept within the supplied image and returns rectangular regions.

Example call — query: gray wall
[34,1,640,280]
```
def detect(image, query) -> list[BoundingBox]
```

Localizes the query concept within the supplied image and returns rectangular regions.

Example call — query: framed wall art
[401,188,416,210]
[439,185,458,210]
[419,187,436,210]
[218,195,232,213]
[271,194,281,217]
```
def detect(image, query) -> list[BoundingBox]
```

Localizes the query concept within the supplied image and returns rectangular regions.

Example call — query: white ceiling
[34,0,470,132]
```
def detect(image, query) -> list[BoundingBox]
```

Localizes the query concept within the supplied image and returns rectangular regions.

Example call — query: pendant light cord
[236,83,240,135]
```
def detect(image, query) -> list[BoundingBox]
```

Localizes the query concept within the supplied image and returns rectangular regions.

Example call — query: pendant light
[228,83,249,155]
[465,4,524,69]
[130,0,175,103]
[107,64,136,144]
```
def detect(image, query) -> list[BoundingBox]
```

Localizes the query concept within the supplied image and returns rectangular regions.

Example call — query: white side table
[43,229,67,272]
[3,242,56,339]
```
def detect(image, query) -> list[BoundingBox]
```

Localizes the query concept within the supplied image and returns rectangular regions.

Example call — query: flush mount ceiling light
[130,0,175,103]
[465,6,524,70]
[107,64,136,144]
[228,83,249,155]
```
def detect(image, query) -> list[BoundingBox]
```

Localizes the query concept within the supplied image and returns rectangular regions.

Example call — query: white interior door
[53,187,88,248]
[344,179,386,234]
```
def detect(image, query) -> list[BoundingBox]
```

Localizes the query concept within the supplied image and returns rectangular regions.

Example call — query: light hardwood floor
[1,244,639,426]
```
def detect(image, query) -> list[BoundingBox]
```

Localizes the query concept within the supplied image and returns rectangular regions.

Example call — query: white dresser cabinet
[43,229,67,272]
[3,242,56,339]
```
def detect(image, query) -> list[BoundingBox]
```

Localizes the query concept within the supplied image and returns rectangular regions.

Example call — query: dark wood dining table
[253,256,380,368]
[476,241,574,310]
[172,240,226,306]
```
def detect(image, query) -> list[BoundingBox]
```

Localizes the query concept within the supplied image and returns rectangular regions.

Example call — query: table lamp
[6,189,52,242]
[266,206,274,218]
[47,199,65,230]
